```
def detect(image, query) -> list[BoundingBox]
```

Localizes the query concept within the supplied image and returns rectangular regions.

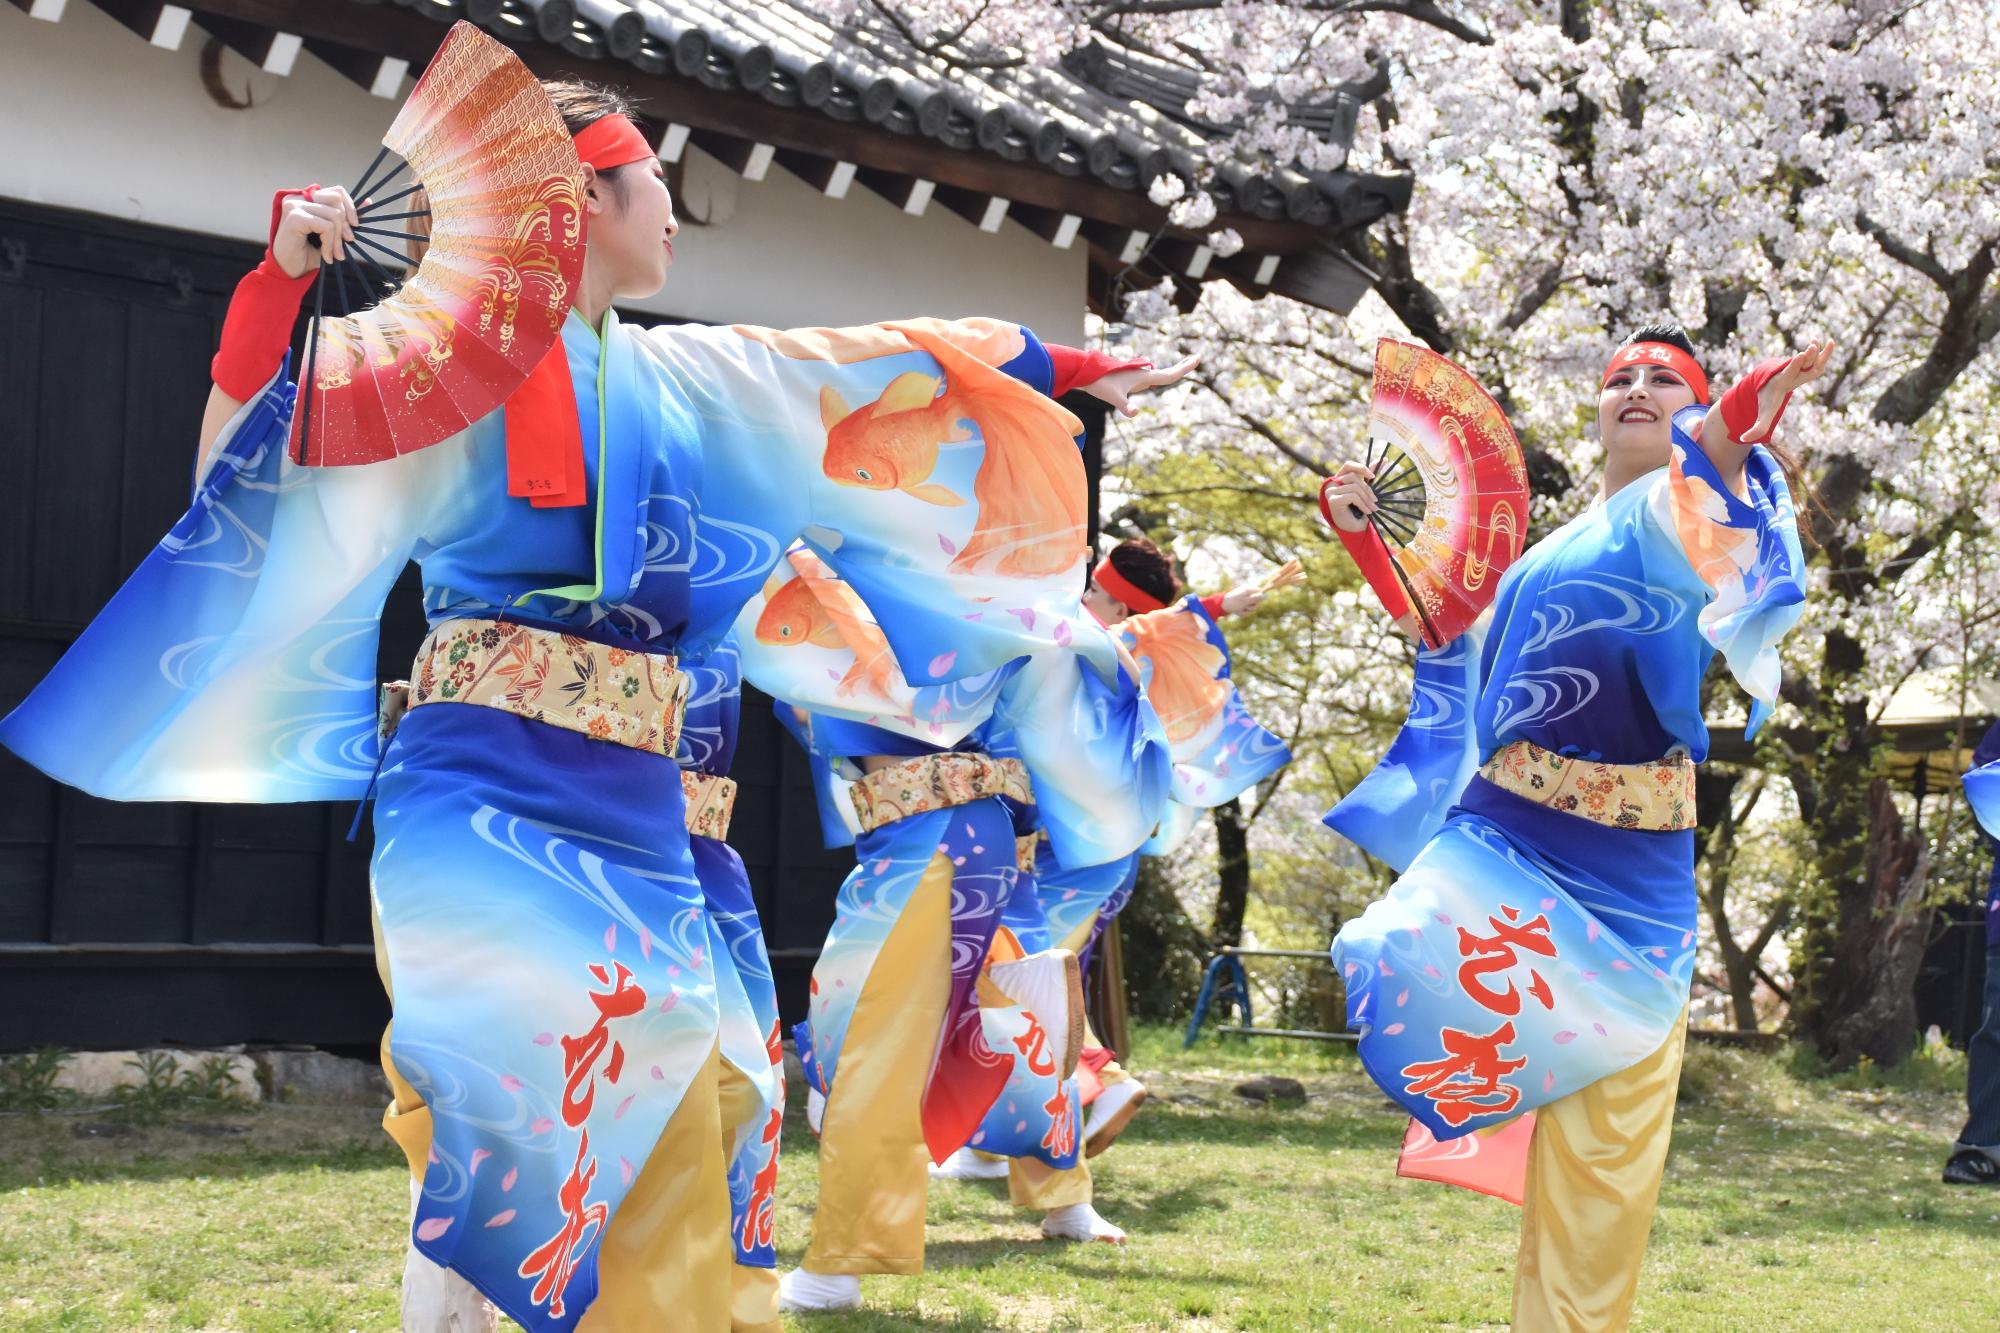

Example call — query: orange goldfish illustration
[736,319,1087,580]
[1124,608,1229,747]
[819,372,970,507]
[753,551,902,701]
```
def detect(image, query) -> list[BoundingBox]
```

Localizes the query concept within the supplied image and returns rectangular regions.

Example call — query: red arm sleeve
[1046,343,1153,399]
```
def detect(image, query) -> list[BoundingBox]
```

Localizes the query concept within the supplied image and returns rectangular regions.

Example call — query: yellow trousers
[375,912,777,1331]
[802,852,956,1273]
[1513,1012,1689,1332]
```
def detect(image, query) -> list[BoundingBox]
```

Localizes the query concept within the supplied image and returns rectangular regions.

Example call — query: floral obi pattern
[1015,833,1044,876]
[848,753,1033,834]
[681,770,739,841]
[1479,740,1694,831]
[409,619,690,757]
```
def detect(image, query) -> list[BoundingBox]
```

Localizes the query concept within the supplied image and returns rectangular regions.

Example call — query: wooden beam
[856,168,934,217]
[1254,254,1281,286]
[691,131,774,183]
[655,122,691,164]
[163,0,1332,257]
[776,150,856,200]
[304,38,406,98]
[195,10,301,74]
[1010,204,1085,250]
[8,0,69,21]
[933,183,1010,234]
[87,0,192,48]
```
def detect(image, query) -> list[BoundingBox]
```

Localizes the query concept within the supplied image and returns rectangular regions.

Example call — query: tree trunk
[1694,767,1765,1031]
[1211,797,1251,948]
[1797,773,1932,1066]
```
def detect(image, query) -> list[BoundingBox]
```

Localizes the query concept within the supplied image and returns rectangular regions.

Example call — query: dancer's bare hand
[1318,463,1377,534]
[1745,339,1836,443]
[272,186,359,277]
[1217,584,1268,616]
[1081,355,1200,417]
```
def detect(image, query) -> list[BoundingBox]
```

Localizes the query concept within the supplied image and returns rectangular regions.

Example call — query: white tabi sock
[1040,1201,1128,1245]
[778,1267,863,1312]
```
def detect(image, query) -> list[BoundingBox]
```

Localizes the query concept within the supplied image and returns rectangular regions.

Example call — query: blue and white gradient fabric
[2,310,1117,1331]
[1328,413,1806,1141]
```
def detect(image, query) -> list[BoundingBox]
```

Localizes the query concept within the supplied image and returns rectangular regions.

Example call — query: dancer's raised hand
[272,186,360,276]
[1317,463,1378,534]
[1081,355,1200,417]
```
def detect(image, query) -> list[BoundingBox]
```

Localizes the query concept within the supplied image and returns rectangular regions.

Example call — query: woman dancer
[1318,324,1830,1329]
[0,51,1150,1333]
[934,539,1294,1212]
[736,544,1170,1313]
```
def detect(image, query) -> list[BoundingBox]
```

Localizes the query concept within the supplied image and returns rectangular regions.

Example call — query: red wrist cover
[1320,481,1410,619]
[1200,592,1228,620]
[1047,343,1152,399]
[211,253,315,401]
[1719,356,1794,445]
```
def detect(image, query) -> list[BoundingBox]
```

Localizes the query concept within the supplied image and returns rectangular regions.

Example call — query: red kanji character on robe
[1011,1011,1056,1077]
[1039,1081,1075,1159]
[559,960,649,1128]
[739,1019,785,1255]
[1455,903,1558,1016]
[518,1130,610,1318]
[1400,1021,1528,1126]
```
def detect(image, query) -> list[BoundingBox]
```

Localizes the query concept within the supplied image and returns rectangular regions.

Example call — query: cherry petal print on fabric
[801,803,1018,1162]
[374,706,721,1332]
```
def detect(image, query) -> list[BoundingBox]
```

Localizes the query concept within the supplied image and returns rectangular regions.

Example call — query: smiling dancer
[1320,324,1830,1329]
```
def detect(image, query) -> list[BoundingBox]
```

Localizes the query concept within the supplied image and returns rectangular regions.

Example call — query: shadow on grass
[0,1105,397,1190]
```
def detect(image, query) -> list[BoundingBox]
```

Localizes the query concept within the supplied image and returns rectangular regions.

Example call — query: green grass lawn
[1,1028,1991,1331]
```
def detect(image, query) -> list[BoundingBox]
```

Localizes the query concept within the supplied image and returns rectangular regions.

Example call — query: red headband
[573,115,654,172]
[1092,556,1170,614]
[1602,341,1709,404]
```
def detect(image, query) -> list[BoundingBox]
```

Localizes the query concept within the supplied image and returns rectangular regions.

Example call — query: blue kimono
[1328,410,1806,1141]
[1,310,1117,1331]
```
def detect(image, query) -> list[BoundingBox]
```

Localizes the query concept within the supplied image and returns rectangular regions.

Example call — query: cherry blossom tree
[825,0,2000,1062]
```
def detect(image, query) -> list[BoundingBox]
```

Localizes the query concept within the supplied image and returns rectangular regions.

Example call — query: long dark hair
[1617,324,1819,546]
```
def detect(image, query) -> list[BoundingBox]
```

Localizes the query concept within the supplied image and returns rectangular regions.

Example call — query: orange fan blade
[1361,339,1529,649]
[290,22,585,467]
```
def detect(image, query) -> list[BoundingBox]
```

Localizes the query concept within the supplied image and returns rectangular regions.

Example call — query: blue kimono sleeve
[1322,623,1486,874]
[1660,406,1808,738]
[1123,594,1290,807]
[0,362,458,801]
[633,319,1114,687]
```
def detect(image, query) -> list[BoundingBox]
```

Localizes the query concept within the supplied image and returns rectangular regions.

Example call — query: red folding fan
[1338,340,1528,649]
[288,22,585,466]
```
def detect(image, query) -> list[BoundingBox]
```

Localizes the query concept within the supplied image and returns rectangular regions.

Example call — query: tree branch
[1194,374,1333,477]
[1093,0,1494,46]
[1855,209,1953,289]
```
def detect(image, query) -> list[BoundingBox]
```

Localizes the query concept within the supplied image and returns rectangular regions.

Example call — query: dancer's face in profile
[585,157,680,300]
[1083,582,1130,625]
[1599,361,1698,472]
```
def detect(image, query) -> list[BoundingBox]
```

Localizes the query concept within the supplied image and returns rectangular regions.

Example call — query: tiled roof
[427,0,1408,233]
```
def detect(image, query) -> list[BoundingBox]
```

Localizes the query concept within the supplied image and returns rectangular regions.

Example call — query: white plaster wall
[0,4,1084,341]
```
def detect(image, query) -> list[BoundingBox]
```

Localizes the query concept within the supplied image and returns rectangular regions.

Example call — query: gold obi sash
[1479,740,1695,832]
[682,771,739,841]
[406,619,690,756]
[849,753,1033,835]
[1015,833,1044,875]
